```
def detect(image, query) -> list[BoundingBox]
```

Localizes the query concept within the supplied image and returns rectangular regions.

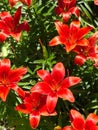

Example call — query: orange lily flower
[74,32,98,67]
[15,92,57,129]
[63,109,98,130]
[31,62,81,113]
[0,59,27,102]
[94,0,98,5]
[49,21,93,52]
[9,0,32,7]
[0,6,30,42]
[55,0,80,22]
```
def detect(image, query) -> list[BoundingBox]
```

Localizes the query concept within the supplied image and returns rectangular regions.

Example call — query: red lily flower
[74,32,98,67]
[49,21,93,52]
[63,109,98,130]
[9,0,32,7]
[0,6,30,42]
[15,92,57,129]
[94,0,98,5]
[0,59,27,102]
[31,62,81,113]
[55,0,80,22]
[74,45,98,67]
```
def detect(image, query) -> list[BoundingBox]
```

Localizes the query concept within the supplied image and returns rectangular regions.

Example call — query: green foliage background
[0,0,98,130]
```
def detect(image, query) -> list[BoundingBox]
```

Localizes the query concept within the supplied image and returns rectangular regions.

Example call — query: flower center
[0,73,9,86]
[50,80,60,92]
[32,99,40,110]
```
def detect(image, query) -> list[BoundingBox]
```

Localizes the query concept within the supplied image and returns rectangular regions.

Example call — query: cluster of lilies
[49,0,98,67]
[0,0,98,129]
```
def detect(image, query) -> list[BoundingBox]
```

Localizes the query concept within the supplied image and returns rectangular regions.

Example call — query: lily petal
[70,109,85,130]
[88,31,98,46]
[16,21,30,32]
[55,6,63,15]
[15,103,32,114]
[51,62,65,84]
[61,77,81,88]
[85,119,97,130]
[77,38,89,46]
[11,22,29,41]
[9,67,27,83]
[74,54,86,66]
[0,85,10,102]
[87,113,98,124]
[0,32,8,42]
[57,88,75,102]
[78,26,93,40]
[67,0,76,9]
[55,21,69,37]
[0,20,10,32]
[40,105,57,116]
[64,40,77,53]
[14,6,21,26]
[62,12,71,22]
[47,92,58,113]
[70,6,80,17]
[49,36,63,46]
[37,69,51,82]
[29,111,40,129]
[10,32,21,41]
[31,82,51,95]
[9,0,19,7]
[72,117,85,130]
[94,0,98,5]
[0,11,12,20]
[11,84,25,98]
[70,21,80,41]
[70,109,84,121]
[1,14,14,29]
[0,59,10,77]
[25,0,32,6]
